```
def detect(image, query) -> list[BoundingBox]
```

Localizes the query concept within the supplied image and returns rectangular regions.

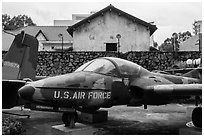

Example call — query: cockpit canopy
[75,57,141,77]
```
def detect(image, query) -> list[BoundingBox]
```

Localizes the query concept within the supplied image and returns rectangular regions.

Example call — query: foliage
[159,31,192,52]
[2,14,36,30]
[159,41,173,52]
[177,31,192,43]
[153,42,158,48]
[2,117,25,135]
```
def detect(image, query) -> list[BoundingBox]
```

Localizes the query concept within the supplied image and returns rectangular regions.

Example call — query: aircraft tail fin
[2,31,39,80]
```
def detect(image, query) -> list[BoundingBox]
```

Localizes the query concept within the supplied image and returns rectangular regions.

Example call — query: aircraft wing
[128,82,202,111]
[142,83,202,128]
[144,84,202,96]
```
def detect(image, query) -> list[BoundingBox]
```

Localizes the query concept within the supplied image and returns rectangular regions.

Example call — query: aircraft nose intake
[18,85,35,100]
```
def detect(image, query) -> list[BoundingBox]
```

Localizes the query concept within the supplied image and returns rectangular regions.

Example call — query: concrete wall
[73,11,150,52]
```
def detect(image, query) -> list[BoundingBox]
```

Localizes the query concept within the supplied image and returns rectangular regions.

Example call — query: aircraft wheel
[62,112,78,128]
[192,107,202,128]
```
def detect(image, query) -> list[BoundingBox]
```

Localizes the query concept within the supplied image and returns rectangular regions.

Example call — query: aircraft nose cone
[18,85,35,100]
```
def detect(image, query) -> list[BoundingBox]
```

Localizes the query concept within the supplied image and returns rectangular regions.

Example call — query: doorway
[106,43,117,51]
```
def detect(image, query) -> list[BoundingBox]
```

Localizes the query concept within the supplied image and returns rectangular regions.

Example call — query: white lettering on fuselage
[53,91,111,100]
[72,92,85,99]
[88,92,111,99]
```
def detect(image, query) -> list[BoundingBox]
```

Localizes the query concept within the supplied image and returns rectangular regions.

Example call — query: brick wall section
[2,51,201,76]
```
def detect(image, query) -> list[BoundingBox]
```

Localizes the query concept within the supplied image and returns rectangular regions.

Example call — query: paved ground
[2,104,199,135]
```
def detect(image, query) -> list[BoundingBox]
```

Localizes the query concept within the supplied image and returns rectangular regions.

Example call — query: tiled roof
[8,26,73,41]
[67,4,157,36]
[179,35,200,51]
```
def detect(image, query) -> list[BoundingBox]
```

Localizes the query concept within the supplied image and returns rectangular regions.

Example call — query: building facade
[67,5,157,52]
[193,20,202,35]
[54,14,90,26]
[3,5,157,52]
[2,26,73,51]
[3,13,91,51]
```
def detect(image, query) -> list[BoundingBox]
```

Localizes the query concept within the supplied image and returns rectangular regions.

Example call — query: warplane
[2,32,202,129]
[18,57,202,128]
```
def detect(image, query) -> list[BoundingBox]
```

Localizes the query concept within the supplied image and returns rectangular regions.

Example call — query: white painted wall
[73,11,150,52]
[42,42,73,51]
[36,33,73,51]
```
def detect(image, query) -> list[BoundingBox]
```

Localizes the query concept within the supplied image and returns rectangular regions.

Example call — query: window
[106,43,117,51]
[75,61,93,72]
[82,59,117,76]
[111,57,141,76]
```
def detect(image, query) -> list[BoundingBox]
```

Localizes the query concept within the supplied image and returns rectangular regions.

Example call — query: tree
[178,31,192,43]
[159,38,174,52]
[153,42,158,48]
[171,33,179,51]
[2,14,36,30]
[159,31,192,52]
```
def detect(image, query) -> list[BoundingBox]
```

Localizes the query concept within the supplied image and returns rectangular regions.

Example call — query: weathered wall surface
[73,11,150,52]
[2,51,201,76]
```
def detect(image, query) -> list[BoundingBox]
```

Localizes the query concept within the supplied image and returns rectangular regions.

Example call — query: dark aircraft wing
[183,67,202,80]
[144,84,202,96]
[142,83,202,128]
[163,68,197,75]
[154,67,202,78]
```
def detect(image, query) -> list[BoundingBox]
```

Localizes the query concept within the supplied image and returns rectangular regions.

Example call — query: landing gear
[192,107,202,128]
[62,111,78,128]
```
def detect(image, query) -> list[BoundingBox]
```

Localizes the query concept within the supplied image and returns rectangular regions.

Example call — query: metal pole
[116,34,121,58]
[62,36,64,52]
[118,39,120,57]
[174,37,175,51]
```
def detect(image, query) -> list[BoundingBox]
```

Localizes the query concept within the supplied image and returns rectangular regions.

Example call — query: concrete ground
[2,103,200,135]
